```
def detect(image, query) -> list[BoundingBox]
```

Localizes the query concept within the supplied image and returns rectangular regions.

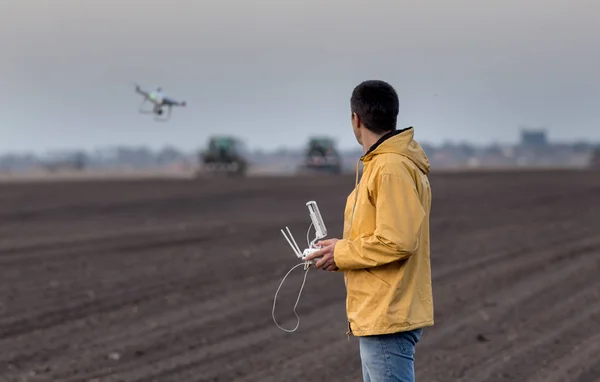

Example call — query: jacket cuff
[333,239,355,271]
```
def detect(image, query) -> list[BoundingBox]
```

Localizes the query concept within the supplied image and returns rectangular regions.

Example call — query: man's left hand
[305,238,340,271]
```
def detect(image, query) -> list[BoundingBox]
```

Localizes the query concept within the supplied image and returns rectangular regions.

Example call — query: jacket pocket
[346,268,391,325]
[347,268,391,305]
[364,268,391,287]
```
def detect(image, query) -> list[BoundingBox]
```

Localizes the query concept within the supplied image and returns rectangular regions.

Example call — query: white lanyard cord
[272,262,310,333]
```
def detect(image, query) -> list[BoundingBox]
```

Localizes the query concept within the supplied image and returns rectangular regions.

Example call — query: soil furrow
[524,331,600,382]
[455,282,600,381]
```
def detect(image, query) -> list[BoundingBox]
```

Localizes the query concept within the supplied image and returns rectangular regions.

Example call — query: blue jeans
[359,328,423,382]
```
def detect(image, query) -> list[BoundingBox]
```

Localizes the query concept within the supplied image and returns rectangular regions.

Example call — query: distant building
[520,129,548,147]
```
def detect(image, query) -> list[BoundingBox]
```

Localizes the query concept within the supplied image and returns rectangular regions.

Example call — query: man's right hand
[306,238,340,271]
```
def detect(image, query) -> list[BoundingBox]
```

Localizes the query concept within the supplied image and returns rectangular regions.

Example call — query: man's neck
[361,130,389,154]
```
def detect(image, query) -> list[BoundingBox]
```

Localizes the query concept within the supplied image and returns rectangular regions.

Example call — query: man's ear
[352,112,360,129]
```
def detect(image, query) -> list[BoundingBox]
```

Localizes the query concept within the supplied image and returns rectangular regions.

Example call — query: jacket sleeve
[333,172,426,270]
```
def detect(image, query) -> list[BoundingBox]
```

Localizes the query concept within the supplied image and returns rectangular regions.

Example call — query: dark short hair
[350,80,399,133]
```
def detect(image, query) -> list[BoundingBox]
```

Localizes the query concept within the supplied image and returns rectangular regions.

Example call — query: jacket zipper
[348,158,362,235]
[345,159,361,342]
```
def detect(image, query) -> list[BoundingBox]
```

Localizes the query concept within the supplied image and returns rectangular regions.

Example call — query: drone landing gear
[138,98,155,114]
[137,99,171,122]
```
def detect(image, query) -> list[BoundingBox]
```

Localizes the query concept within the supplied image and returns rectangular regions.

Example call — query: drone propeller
[131,82,143,94]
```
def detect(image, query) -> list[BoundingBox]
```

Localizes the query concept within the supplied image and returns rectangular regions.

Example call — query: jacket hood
[361,127,431,174]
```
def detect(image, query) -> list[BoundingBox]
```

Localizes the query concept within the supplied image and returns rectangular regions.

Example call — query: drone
[134,84,186,121]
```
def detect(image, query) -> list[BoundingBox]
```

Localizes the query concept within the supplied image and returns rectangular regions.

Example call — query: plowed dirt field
[1,170,599,382]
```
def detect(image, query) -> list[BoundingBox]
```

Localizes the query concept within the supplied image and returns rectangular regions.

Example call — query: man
[305,80,433,382]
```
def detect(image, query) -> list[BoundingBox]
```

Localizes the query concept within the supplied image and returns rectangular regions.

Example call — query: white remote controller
[281,201,327,265]
[302,247,322,263]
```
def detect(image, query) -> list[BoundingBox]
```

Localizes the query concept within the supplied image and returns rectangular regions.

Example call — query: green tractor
[197,136,249,177]
[589,145,600,169]
[298,136,342,175]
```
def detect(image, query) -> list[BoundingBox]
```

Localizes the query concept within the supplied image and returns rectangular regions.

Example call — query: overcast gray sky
[1,0,598,153]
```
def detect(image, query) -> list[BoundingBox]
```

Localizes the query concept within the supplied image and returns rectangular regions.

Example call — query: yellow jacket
[333,127,434,336]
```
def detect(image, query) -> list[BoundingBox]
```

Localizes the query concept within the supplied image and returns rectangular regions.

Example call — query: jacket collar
[362,126,413,160]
